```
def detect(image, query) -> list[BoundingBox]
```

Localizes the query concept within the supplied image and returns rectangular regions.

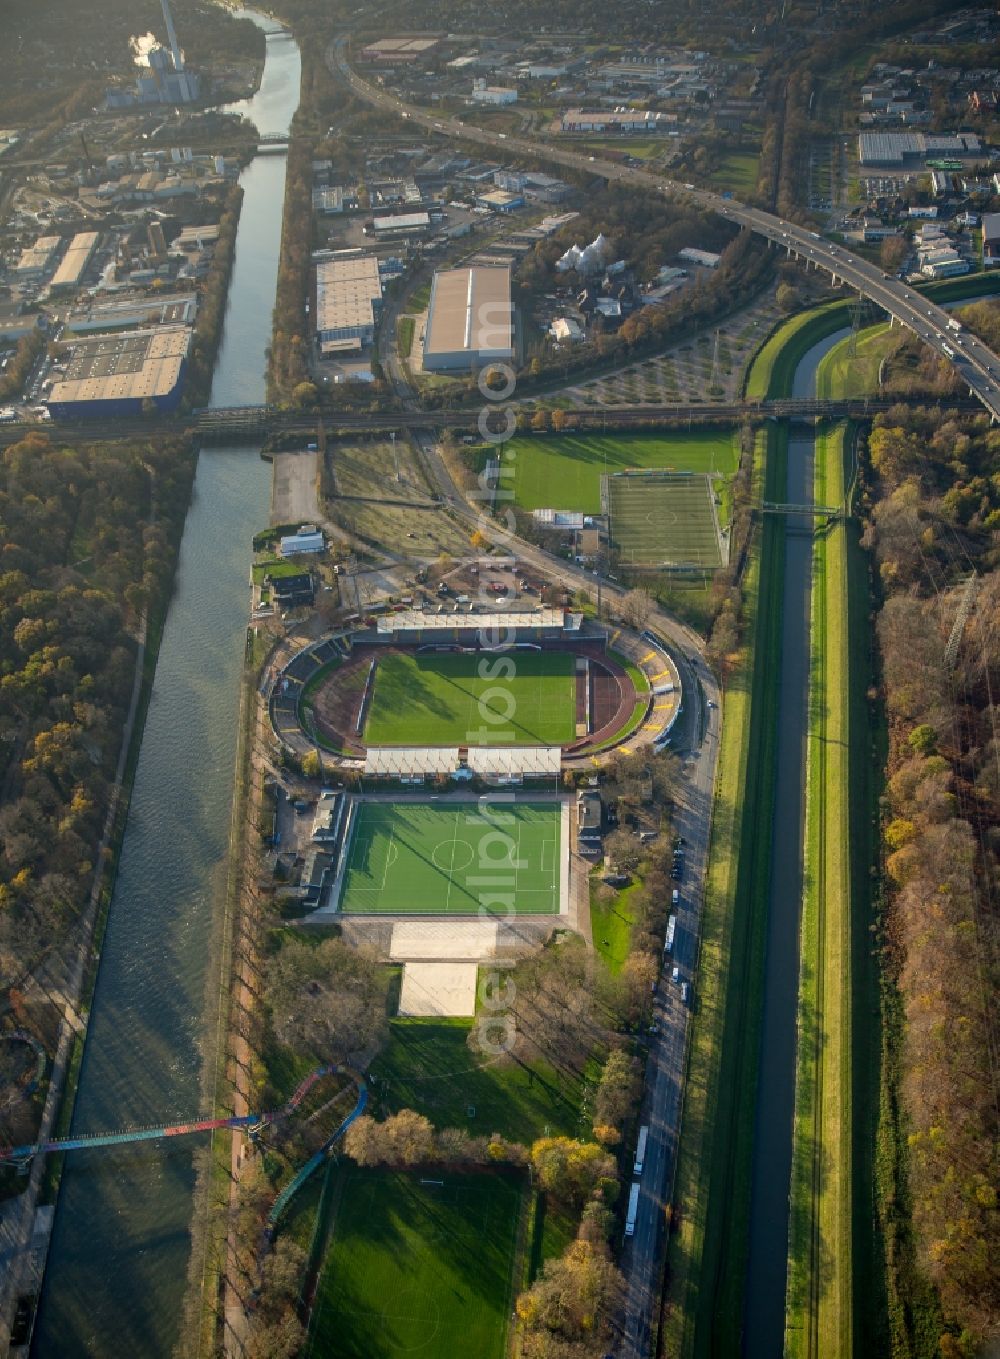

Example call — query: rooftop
[315,253,382,336]
[423,265,513,361]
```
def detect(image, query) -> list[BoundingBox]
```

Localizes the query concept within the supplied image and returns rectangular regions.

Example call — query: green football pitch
[506,431,739,513]
[338,800,563,915]
[308,1169,521,1359]
[365,650,576,746]
[609,472,722,567]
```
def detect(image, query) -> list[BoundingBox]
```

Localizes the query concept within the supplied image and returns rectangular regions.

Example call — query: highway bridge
[332,36,1000,425]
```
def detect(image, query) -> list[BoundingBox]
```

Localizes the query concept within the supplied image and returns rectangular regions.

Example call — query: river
[32,18,300,1358]
[742,328,850,1357]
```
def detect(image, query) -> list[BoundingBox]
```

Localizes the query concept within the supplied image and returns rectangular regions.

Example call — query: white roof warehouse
[314,252,383,345]
[422,265,513,372]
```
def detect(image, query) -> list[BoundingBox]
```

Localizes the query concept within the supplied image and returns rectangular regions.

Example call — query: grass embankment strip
[743,300,852,401]
[784,420,853,1359]
[665,424,785,1356]
[397,315,415,362]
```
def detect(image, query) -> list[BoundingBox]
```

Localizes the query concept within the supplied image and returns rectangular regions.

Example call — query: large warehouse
[422,265,514,372]
[314,251,383,346]
[46,326,190,418]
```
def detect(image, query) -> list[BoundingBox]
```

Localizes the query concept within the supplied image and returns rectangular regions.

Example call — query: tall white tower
[159,0,185,72]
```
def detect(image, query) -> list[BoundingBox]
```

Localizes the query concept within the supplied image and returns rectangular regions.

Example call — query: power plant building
[314,252,383,346]
[105,0,200,107]
[46,326,190,418]
[422,265,513,372]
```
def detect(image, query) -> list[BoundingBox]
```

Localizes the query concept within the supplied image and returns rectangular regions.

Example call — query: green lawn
[506,432,739,513]
[308,1169,522,1359]
[371,1019,586,1143]
[366,650,577,746]
[590,876,640,974]
[339,800,563,916]
[707,149,760,195]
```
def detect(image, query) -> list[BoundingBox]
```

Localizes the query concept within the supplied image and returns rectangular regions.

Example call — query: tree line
[860,393,1000,1354]
[0,433,197,1049]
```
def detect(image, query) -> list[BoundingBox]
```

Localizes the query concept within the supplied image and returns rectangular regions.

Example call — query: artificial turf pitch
[308,1169,521,1359]
[338,800,562,915]
[365,650,576,746]
[609,473,722,567]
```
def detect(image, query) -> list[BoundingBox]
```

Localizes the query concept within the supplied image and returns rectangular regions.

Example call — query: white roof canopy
[364,747,460,776]
[466,746,562,776]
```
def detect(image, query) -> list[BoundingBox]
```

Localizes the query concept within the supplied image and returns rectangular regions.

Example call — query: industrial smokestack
[159,0,185,72]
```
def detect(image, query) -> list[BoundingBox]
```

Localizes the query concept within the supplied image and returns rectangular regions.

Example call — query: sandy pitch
[398,962,479,1017]
[389,920,499,961]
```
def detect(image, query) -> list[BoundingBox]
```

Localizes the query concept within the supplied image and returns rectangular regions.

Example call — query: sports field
[609,472,722,567]
[339,799,563,915]
[506,431,738,513]
[365,650,576,746]
[308,1169,521,1359]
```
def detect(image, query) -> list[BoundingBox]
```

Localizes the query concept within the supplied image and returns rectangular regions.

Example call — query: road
[332,36,1000,423]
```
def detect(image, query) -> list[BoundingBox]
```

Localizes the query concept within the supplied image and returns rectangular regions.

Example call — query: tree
[593,1049,641,1138]
[530,408,550,432]
[267,936,388,1063]
[301,750,321,779]
[604,828,643,875]
[620,588,651,632]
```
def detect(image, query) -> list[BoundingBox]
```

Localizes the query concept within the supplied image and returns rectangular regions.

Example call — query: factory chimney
[159,0,185,72]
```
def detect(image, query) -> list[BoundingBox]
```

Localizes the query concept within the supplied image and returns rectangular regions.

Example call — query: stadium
[268,606,680,777]
[265,606,681,1012]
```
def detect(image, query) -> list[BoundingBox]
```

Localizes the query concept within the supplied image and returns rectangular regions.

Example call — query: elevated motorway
[332,37,1000,424]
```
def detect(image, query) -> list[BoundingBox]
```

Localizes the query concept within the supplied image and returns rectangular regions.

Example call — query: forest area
[861,396,1000,1356]
[0,434,197,1068]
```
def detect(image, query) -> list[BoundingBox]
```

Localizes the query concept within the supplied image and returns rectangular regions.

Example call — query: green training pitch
[507,431,738,513]
[338,799,563,915]
[365,649,576,746]
[308,1169,521,1359]
[609,472,722,567]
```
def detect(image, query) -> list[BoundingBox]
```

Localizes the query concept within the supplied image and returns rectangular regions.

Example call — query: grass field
[339,800,563,916]
[308,1169,522,1359]
[608,472,722,567]
[506,431,739,513]
[785,418,854,1358]
[665,426,785,1357]
[366,650,576,746]
[590,875,639,973]
[371,1018,586,1142]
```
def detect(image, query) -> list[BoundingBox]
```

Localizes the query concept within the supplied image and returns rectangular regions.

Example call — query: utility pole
[944,572,977,671]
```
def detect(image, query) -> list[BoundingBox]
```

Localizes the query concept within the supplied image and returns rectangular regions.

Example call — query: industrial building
[857,131,981,167]
[360,36,440,63]
[471,80,518,105]
[46,326,190,418]
[371,211,431,238]
[983,214,1000,269]
[422,265,514,372]
[314,252,383,347]
[105,0,200,106]
[678,246,720,269]
[561,109,674,133]
[14,235,61,281]
[49,232,100,293]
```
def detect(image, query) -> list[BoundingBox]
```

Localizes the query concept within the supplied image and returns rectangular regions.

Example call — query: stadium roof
[376,608,568,633]
[364,747,460,775]
[466,747,562,776]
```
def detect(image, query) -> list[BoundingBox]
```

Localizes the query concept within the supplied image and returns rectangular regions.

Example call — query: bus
[625,1181,641,1238]
[665,915,677,954]
[634,1124,649,1176]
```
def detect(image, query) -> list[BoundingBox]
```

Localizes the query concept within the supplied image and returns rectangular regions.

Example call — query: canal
[742,327,850,1357]
[32,17,300,1358]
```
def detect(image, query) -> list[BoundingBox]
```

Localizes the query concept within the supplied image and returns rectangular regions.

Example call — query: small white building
[280,527,325,557]
[678,246,720,269]
[550,316,585,343]
[471,79,517,105]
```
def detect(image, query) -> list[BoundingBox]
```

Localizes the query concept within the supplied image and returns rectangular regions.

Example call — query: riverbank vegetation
[184,184,244,410]
[0,432,197,1112]
[862,397,1000,1354]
